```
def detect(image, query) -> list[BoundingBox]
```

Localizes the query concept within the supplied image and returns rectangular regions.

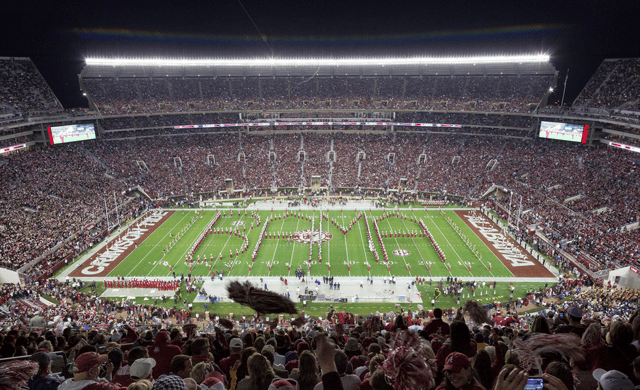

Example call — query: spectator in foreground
[27,351,65,390]
[313,349,360,390]
[58,352,121,390]
[424,308,450,339]
[151,375,187,390]
[236,353,276,390]
[126,379,152,390]
[436,352,484,390]
[148,330,182,379]
[291,350,320,390]
[113,346,151,388]
[592,369,634,390]
[169,355,193,380]
[130,358,157,383]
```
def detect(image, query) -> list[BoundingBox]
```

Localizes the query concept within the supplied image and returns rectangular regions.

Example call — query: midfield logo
[292,230,333,244]
[392,249,411,257]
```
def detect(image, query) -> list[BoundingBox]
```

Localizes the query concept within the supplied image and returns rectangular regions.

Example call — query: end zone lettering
[80,211,168,275]
[464,215,534,267]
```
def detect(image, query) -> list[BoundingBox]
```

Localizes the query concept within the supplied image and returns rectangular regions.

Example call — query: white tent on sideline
[608,266,640,290]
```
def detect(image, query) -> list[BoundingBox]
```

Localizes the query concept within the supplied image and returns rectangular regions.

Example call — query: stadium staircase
[575,60,620,107]
[468,141,509,199]
[79,144,112,175]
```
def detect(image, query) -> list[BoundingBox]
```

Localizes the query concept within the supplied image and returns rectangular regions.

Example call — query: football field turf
[109,208,514,279]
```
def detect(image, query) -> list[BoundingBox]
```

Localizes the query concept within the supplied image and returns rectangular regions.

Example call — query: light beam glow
[85,54,550,67]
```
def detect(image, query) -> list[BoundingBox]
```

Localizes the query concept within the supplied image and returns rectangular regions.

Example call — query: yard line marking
[267,215,288,276]
[286,215,301,277]
[425,211,473,277]
[127,211,192,276]
[148,212,214,276]
[355,212,372,278]
[383,216,412,277]
[340,211,351,276]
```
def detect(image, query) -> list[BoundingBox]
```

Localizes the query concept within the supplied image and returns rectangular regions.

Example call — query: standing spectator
[423,308,450,339]
[147,330,182,379]
[220,338,243,379]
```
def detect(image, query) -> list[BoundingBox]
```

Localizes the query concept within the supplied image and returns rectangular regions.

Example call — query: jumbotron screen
[539,121,589,143]
[47,124,96,145]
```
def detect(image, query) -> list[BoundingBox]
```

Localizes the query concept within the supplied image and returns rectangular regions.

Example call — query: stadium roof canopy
[81,54,556,78]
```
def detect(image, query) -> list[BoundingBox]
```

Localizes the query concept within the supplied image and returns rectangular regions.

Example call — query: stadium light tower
[85,54,551,67]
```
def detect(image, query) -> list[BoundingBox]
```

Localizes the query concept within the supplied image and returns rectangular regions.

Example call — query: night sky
[2,0,639,109]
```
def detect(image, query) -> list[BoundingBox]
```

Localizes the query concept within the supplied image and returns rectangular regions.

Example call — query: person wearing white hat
[593,369,634,390]
[131,357,157,382]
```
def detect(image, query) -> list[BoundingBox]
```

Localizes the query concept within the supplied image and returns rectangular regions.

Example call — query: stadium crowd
[573,58,640,111]
[82,75,553,116]
[0,58,62,114]
[1,129,639,276]
[1,270,640,390]
[3,56,640,390]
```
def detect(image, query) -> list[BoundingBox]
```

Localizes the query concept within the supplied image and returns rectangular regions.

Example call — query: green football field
[109,208,514,279]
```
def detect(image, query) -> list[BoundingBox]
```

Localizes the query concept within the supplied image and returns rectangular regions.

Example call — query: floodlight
[84,54,551,67]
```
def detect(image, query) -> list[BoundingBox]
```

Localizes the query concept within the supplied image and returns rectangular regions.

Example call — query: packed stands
[1,129,638,279]
[574,58,640,111]
[3,56,640,390]
[0,269,638,390]
[0,58,62,114]
[82,75,553,116]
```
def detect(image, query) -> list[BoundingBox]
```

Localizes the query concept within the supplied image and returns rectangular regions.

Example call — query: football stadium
[1,5,640,390]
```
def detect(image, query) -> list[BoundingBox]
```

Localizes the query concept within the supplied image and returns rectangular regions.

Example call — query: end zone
[69,210,174,278]
[455,210,554,278]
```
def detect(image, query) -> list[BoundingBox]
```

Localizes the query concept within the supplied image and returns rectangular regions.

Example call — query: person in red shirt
[503,314,519,327]
[146,330,182,378]
[219,338,243,379]
[491,312,506,327]
[423,308,450,339]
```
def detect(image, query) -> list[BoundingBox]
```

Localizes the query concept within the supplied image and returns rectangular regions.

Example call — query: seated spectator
[27,351,65,390]
[113,346,151,388]
[58,352,121,390]
[169,355,193,380]
[151,375,187,390]
[130,358,156,383]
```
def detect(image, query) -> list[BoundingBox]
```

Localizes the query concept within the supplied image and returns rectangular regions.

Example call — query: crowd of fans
[0,143,145,276]
[82,75,553,116]
[574,58,640,111]
[478,137,640,270]
[0,59,62,114]
[2,269,640,390]
[2,129,638,278]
